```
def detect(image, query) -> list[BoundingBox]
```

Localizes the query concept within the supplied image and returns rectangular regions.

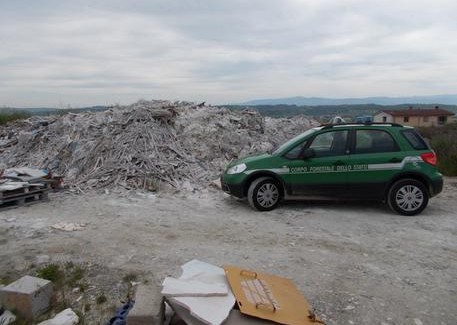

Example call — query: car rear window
[401,129,429,150]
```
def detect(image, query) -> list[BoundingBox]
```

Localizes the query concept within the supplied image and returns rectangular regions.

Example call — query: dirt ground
[1,178,456,325]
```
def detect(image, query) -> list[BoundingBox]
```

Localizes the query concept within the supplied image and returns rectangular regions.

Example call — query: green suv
[221,123,443,215]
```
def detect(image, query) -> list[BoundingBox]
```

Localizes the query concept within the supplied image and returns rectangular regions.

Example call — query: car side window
[283,141,307,159]
[309,130,348,157]
[355,130,399,154]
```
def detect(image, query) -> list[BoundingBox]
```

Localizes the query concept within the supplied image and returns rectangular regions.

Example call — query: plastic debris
[107,299,134,325]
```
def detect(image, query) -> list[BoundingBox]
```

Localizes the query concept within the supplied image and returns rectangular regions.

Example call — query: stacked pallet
[0,180,50,208]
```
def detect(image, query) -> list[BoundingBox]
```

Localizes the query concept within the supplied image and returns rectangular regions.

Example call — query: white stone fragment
[37,308,79,325]
[0,309,16,325]
[51,223,87,231]
[162,277,227,297]
[163,260,235,325]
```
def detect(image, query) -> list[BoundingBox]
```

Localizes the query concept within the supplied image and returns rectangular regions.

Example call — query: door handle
[333,160,345,166]
[389,158,402,163]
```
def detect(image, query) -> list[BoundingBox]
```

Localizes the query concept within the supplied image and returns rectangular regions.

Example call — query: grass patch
[66,266,85,287]
[78,281,89,293]
[84,303,91,312]
[96,293,107,304]
[36,264,64,285]
[0,275,11,285]
[64,261,74,269]
[122,272,138,283]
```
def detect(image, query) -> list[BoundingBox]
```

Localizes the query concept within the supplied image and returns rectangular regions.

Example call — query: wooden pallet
[0,183,50,208]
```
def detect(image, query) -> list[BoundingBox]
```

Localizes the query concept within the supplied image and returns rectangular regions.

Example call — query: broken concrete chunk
[127,283,164,325]
[37,308,78,325]
[0,275,53,320]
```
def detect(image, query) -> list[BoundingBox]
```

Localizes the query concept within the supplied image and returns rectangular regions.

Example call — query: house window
[382,116,387,122]
[423,116,429,122]
[438,116,447,124]
[404,116,409,123]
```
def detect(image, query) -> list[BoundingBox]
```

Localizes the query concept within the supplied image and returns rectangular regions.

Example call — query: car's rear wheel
[247,177,281,211]
[387,178,429,216]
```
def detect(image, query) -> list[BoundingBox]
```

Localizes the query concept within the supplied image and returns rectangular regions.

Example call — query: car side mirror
[302,148,315,159]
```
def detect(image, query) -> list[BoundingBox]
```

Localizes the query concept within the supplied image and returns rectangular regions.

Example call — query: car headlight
[227,163,247,175]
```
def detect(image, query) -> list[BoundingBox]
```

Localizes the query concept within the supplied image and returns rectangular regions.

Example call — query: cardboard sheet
[223,265,324,325]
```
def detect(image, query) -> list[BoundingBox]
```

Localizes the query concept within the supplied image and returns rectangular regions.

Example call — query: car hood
[227,153,271,168]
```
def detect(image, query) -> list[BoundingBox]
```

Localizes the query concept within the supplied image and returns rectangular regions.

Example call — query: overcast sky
[1,0,457,107]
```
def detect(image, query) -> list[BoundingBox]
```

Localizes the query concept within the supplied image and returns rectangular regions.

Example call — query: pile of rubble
[0,100,316,192]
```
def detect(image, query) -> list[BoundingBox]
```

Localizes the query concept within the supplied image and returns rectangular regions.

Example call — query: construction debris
[37,308,79,325]
[0,275,53,320]
[224,265,325,324]
[50,222,87,232]
[108,300,135,325]
[162,260,235,325]
[3,167,48,180]
[0,179,50,208]
[159,260,325,325]
[0,100,316,192]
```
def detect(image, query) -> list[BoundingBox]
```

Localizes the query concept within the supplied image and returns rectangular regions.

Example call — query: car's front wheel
[247,177,281,211]
[387,178,429,216]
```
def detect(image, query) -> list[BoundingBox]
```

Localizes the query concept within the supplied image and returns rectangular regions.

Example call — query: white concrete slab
[162,260,235,325]
[162,277,227,297]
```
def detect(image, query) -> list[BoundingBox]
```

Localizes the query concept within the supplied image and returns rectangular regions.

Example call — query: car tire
[247,177,281,211]
[387,178,429,216]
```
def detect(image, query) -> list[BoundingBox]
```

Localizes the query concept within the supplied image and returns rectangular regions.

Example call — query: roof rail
[320,122,404,129]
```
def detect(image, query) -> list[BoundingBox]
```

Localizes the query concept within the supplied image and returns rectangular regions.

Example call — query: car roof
[319,122,409,130]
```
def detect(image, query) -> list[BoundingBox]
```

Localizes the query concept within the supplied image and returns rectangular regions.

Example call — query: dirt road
[1,179,456,324]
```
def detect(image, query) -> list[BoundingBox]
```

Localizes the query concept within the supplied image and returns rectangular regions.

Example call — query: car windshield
[271,128,317,155]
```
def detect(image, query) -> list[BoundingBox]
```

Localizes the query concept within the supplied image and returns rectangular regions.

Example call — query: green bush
[0,109,30,125]
[419,123,457,176]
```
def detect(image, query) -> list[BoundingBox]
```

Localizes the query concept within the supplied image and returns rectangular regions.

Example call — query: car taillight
[420,152,437,166]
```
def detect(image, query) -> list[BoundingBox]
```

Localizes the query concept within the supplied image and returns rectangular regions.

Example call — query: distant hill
[226,104,457,119]
[1,106,109,116]
[239,95,457,106]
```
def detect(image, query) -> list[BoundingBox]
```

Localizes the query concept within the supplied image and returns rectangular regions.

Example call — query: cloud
[1,0,457,106]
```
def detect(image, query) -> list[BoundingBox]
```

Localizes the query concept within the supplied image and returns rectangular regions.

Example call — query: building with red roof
[373,107,454,127]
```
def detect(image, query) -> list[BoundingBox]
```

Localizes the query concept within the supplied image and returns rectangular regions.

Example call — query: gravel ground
[0,179,456,324]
